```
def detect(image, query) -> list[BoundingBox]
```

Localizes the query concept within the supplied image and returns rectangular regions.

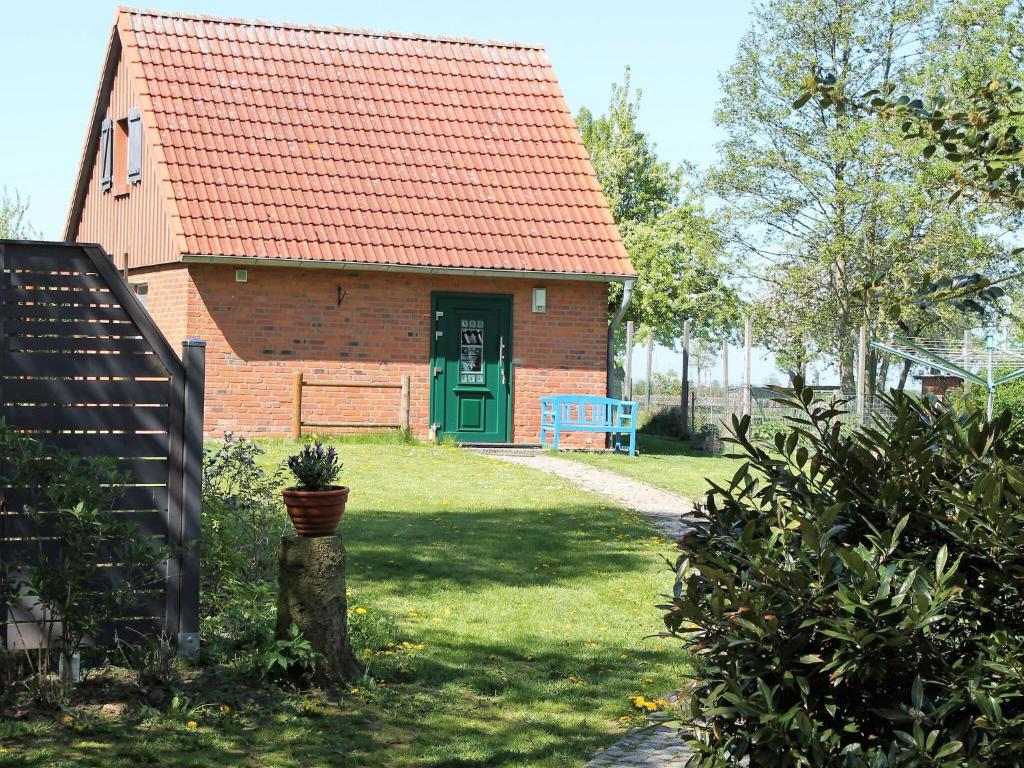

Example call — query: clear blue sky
[0,0,792,383]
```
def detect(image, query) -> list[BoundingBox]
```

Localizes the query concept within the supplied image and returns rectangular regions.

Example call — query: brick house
[66,8,634,444]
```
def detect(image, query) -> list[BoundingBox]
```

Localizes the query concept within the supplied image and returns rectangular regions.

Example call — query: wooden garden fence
[0,241,204,656]
[291,372,410,439]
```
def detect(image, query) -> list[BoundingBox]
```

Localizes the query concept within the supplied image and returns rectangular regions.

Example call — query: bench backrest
[541,395,635,428]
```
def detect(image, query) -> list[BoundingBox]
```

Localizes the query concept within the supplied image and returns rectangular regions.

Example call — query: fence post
[742,317,752,417]
[178,339,205,663]
[722,338,729,390]
[691,389,696,437]
[400,375,411,432]
[680,318,691,437]
[0,244,6,649]
[292,372,303,440]
[857,324,867,424]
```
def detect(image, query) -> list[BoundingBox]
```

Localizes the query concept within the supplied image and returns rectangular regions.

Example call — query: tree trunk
[877,355,890,394]
[896,359,913,391]
[276,534,363,686]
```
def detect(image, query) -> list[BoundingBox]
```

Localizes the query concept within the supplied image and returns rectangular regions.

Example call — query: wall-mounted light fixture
[532,286,547,313]
[235,268,248,283]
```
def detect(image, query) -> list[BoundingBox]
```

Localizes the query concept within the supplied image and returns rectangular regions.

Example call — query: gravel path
[582,723,691,767]
[488,453,697,538]
[485,452,697,766]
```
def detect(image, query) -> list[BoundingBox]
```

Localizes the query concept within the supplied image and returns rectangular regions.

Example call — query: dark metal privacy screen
[0,240,204,654]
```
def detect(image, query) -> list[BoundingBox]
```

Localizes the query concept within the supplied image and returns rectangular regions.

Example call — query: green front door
[430,293,512,443]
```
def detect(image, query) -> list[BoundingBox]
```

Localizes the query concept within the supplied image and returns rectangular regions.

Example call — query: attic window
[112,118,129,191]
[100,108,142,192]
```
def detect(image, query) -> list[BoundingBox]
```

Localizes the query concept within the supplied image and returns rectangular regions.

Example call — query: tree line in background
[582,0,1024,395]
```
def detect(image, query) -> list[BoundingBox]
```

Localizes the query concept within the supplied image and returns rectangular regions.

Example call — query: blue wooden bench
[539,395,638,456]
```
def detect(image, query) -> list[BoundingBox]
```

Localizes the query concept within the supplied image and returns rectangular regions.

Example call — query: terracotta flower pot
[282,486,350,537]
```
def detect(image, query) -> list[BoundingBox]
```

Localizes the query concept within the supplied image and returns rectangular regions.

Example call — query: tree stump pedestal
[276,533,362,685]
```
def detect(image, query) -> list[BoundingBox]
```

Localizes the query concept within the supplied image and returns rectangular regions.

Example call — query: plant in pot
[282,442,348,536]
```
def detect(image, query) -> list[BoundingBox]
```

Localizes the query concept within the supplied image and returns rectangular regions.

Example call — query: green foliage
[286,440,342,491]
[201,435,288,602]
[805,0,1024,213]
[578,69,737,346]
[577,68,680,227]
[262,624,319,679]
[347,608,399,655]
[954,371,1024,425]
[0,421,165,702]
[663,379,1024,765]
[0,188,34,239]
[202,581,277,674]
[713,0,1007,388]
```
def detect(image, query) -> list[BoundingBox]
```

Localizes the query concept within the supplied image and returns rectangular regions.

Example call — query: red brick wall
[131,265,193,352]
[130,263,609,446]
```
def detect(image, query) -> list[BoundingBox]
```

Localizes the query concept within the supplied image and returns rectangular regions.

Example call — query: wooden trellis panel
[0,241,204,653]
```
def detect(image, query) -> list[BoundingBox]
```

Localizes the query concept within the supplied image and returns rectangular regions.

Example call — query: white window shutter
[100,117,113,191]
[127,108,142,184]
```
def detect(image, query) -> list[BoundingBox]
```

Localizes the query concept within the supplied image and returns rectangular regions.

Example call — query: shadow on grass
[342,503,658,595]
[7,631,669,767]
[634,434,708,458]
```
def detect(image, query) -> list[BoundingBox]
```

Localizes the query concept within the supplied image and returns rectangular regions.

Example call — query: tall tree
[0,189,34,239]
[578,71,739,348]
[709,0,1006,391]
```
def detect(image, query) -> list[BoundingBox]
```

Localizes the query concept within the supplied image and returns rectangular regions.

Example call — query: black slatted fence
[0,240,204,655]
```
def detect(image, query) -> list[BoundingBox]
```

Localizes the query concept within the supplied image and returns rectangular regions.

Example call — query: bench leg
[553,427,560,451]
[629,430,636,457]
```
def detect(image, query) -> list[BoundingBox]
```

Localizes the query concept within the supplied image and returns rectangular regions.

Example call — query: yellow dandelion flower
[355,607,367,615]
[61,715,74,725]
[350,687,360,694]
[186,720,198,729]
[220,705,231,714]
[415,643,426,651]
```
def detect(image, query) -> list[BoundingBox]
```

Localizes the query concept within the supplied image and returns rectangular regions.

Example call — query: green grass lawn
[3,437,686,768]
[559,434,742,502]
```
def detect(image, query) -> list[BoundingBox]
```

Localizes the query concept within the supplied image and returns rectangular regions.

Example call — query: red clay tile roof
[111,8,633,277]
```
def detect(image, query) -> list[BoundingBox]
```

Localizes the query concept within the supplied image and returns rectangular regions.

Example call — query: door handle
[499,335,506,385]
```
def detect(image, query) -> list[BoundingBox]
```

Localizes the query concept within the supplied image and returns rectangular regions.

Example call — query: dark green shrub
[662,379,1024,766]
[201,435,287,604]
[640,406,685,438]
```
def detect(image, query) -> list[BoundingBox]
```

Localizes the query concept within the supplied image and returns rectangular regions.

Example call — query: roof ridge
[116,6,548,52]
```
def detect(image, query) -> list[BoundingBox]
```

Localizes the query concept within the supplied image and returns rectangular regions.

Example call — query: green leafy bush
[953,373,1024,429]
[0,421,165,702]
[663,379,1024,766]
[201,435,287,604]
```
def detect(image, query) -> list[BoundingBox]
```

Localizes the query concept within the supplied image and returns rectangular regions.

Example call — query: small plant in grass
[663,378,1024,766]
[286,441,342,491]
[262,623,319,679]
